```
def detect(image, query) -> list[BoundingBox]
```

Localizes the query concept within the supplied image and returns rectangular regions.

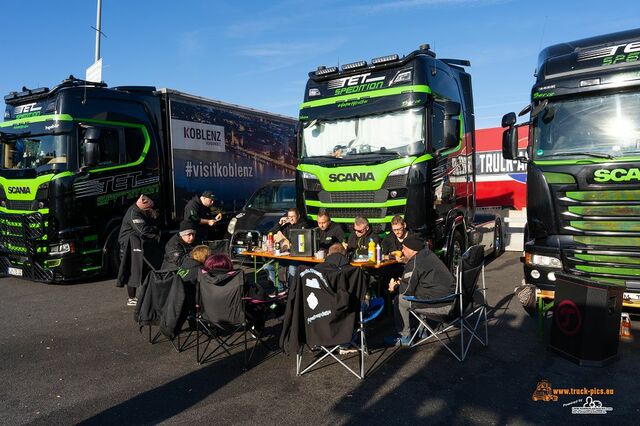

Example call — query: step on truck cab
[297,44,477,266]
[502,29,640,296]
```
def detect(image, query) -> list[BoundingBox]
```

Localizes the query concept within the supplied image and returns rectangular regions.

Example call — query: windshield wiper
[346,151,400,157]
[545,151,614,160]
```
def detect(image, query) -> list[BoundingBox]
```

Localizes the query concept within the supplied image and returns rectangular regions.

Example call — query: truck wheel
[493,218,504,258]
[449,229,465,275]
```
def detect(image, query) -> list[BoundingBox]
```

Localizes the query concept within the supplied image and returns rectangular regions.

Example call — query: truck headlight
[525,253,562,268]
[301,171,318,180]
[50,242,75,255]
[389,165,410,176]
[227,217,238,235]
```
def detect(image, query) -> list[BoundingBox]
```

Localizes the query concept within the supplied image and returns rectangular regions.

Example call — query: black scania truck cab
[502,29,640,297]
[0,77,296,282]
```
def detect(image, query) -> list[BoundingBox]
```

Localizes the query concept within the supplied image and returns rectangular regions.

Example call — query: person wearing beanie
[384,234,456,347]
[161,220,196,269]
[184,190,222,241]
[117,194,161,306]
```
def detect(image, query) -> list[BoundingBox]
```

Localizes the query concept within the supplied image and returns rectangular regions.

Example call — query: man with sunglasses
[345,216,381,259]
[382,215,412,261]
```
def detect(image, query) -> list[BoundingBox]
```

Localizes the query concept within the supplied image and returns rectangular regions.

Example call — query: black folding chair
[294,266,378,379]
[135,268,194,352]
[195,269,267,369]
[403,244,488,361]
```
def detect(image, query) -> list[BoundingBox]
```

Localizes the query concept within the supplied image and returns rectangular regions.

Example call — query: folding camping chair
[295,266,382,379]
[403,244,488,361]
[195,269,268,369]
[135,242,194,353]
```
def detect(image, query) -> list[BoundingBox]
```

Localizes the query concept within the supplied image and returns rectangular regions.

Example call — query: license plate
[7,267,23,277]
[625,292,640,300]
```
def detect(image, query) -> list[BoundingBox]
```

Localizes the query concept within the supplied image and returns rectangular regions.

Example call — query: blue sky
[0,0,637,129]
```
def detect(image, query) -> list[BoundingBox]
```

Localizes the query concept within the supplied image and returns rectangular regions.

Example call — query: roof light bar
[342,60,367,71]
[371,54,399,65]
[315,66,338,76]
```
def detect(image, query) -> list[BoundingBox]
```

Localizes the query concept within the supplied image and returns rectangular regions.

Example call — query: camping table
[242,250,397,290]
[535,288,640,336]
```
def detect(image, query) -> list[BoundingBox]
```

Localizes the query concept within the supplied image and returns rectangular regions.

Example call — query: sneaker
[127,298,137,306]
[339,345,359,355]
[383,335,411,347]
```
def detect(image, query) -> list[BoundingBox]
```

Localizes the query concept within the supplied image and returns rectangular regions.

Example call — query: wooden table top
[242,250,398,269]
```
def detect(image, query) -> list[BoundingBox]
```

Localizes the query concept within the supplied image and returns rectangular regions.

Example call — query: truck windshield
[532,92,640,160]
[301,107,425,159]
[246,183,296,210]
[1,133,69,172]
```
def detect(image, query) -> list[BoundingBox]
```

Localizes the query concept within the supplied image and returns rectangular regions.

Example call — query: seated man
[265,208,308,289]
[384,235,456,347]
[345,216,380,259]
[162,221,196,269]
[382,214,411,260]
[315,209,345,252]
[270,207,308,250]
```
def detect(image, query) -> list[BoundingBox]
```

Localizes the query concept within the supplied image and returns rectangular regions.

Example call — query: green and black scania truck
[297,44,482,266]
[502,29,640,296]
[0,77,296,282]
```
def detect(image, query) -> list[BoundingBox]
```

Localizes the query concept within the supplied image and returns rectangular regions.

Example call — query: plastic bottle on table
[275,241,281,256]
[376,243,381,264]
[246,231,253,252]
[368,238,375,261]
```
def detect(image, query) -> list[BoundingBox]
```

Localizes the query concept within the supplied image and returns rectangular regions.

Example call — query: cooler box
[549,273,624,366]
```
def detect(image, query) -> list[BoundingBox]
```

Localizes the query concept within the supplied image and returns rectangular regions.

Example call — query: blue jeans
[262,262,297,289]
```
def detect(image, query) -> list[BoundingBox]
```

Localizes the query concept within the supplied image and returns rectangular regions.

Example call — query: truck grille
[0,213,45,256]
[4,200,37,211]
[558,188,640,283]
[323,191,376,203]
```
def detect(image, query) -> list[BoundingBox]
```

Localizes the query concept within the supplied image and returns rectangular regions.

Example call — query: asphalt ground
[1,252,639,425]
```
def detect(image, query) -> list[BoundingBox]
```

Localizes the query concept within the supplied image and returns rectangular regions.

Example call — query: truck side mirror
[82,127,101,168]
[502,127,519,160]
[441,101,461,152]
[502,112,517,128]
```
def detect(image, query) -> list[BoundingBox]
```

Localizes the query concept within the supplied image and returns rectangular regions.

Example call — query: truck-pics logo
[328,172,375,182]
[327,73,385,96]
[593,167,640,182]
[7,186,31,194]
[578,41,640,65]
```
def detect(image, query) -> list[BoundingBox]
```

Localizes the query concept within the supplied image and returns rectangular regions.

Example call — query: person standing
[117,194,160,306]
[315,209,345,252]
[184,190,222,241]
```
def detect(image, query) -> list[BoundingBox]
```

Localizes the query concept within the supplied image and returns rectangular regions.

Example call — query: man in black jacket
[266,208,308,288]
[381,215,412,258]
[161,221,196,269]
[117,194,160,306]
[345,216,380,259]
[184,190,222,241]
[384,235,456,346]
[315,209,345,252]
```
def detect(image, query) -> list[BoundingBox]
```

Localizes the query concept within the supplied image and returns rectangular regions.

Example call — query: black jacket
[381,231,412,254]
[346,228,381,258]
[161,234,193,270]
[270,218,309,241]
[134,269,186,340]
[316,222,346,251]
[184,196,213,239]
[280,264,365,355]
[117,204,160,288]
[400,248,456,307]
